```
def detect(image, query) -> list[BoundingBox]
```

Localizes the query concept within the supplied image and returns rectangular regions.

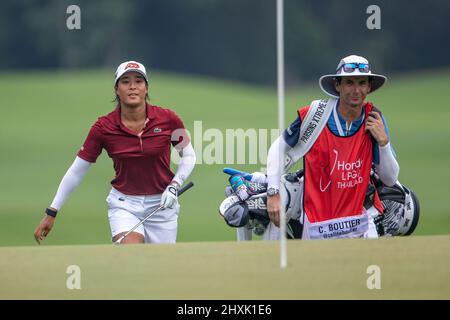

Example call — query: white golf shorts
[106,187,180,243]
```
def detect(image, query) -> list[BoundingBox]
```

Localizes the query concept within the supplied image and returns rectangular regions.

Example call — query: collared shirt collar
[334,99,366,136]
[113,103,155,133]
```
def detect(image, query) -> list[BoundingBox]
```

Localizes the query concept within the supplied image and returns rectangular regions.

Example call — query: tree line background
[0,0,449,85]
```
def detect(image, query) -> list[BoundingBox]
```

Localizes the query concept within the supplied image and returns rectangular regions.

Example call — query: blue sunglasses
[338,63,370,73]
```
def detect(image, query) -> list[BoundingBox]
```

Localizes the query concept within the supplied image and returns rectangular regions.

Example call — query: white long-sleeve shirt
[49,143,196,211]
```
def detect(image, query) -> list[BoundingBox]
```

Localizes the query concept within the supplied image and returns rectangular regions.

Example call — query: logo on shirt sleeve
[153,128,162,133]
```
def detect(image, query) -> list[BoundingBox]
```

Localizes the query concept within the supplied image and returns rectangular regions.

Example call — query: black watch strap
[45,208,57,217]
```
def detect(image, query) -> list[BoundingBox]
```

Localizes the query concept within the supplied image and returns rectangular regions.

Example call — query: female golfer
[34,61,196,244]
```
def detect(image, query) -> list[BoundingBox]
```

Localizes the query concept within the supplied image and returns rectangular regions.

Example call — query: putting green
[0,235,449,299]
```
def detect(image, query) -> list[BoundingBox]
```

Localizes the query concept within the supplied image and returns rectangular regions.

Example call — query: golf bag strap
[369,105,382,146]
[368,105,398,205]
[372,105,382,116]
[285,98,336,170]
[368,184,384,214]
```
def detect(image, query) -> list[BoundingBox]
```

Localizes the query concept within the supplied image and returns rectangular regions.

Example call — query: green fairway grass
[0,69,449,246]
[0,236,449,299]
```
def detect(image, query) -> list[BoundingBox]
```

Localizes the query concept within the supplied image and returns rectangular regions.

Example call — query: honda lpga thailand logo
[319,149,365,191]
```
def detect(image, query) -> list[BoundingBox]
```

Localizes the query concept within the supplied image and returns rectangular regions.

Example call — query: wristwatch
[45,207,58,218]
[267,187,279,197]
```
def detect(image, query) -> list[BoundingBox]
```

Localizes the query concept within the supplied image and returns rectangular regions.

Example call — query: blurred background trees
[0,0,448,85]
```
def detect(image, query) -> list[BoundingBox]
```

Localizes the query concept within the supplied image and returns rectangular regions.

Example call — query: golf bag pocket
[280,170,304,221]
[377,182,420,236]
[219,169,305,239]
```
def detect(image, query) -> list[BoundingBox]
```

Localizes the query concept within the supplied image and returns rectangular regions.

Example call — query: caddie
[266,55,400,239]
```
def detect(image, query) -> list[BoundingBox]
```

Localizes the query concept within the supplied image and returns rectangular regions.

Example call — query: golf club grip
[178,181,194,196]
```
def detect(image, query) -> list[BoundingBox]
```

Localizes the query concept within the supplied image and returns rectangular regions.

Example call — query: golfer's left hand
[161,182,179,209]
[34,215,55,244]
[365,112,389,147]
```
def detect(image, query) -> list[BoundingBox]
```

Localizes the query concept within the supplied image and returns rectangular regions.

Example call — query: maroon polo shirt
[77,103,189,195]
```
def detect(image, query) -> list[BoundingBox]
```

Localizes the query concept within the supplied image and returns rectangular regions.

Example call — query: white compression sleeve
[375,142,399,187]
[49,156,92,211]
[172,142,196,186]
[266,136,291,189]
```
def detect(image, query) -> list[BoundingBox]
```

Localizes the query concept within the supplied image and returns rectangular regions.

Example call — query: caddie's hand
[365,112,389,147]
[161,181,179,209]
[267,194,281,227]
[34,215,55,244]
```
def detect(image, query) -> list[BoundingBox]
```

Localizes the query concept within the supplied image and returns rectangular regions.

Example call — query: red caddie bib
[300,103,374,239]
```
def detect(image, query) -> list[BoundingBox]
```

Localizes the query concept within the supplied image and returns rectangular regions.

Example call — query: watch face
[268,188,278,196]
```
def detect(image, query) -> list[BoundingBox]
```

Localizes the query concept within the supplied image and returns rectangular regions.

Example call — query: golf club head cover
[218,195,250,227]
[229,174,256,201]
[223,167,267,184]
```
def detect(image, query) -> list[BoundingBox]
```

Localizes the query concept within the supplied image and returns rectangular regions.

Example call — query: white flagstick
[276,0,287,269]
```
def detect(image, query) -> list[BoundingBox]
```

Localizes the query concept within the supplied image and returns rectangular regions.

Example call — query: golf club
[114,181,194,244]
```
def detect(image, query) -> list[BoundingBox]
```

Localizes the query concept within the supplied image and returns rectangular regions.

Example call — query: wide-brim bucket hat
[319,55,387,98]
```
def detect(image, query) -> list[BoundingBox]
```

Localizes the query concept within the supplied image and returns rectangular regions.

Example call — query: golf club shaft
[115,182,194,244]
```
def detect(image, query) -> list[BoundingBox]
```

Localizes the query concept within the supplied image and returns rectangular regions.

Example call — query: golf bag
[371,172,420,236]
[219,170,305,239]
[219,168,420,238]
